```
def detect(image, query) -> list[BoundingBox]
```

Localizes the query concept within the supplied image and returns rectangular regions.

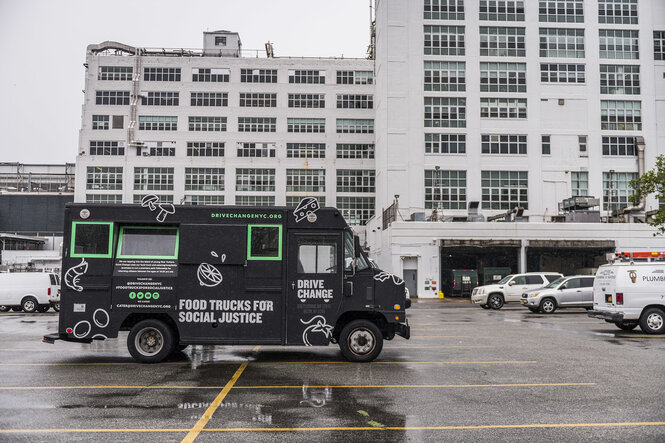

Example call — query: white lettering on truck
[297,279,333,303]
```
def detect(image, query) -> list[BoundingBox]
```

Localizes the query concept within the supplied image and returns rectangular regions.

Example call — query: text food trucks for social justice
[43,197,410,362]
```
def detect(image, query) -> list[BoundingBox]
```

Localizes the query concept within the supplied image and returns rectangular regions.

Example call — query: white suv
[471,272,562,310]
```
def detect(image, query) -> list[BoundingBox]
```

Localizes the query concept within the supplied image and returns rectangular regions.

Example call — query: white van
[588,259,665,334]
[0,272,60,313]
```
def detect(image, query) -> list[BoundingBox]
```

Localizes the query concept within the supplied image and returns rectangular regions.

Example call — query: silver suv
[471,272,562,310]
[521,275,595,314]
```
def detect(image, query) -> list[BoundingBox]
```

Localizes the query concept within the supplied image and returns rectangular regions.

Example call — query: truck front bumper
[587,310,623,323]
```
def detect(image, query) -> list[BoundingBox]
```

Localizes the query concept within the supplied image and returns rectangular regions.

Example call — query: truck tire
[488,294,504,310]
[615,321,638,331]
[540,298,557,314]
[339,319,383,362]
[127,319,174,363]
[21,297,38,313]
[639,308,665,335]
[52,303,60,312]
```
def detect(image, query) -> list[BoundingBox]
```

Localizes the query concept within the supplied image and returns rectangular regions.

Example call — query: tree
[630,155,665,235]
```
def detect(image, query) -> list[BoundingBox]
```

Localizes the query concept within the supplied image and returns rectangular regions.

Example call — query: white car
[0,272,60,313]
[588,260,665,334]
[471,272,563,310]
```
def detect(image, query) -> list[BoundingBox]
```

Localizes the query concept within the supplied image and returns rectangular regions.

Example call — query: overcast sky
[0,0,371,164]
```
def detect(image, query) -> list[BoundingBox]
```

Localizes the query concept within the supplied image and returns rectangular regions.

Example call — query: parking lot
[1,301,664,442]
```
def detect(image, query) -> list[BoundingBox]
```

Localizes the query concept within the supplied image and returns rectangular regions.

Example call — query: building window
[426,134,466,154]
[336,71,373,85]
[579,135,588,156]
[571,171,589,197]
[235,195,275,206]
[480,62,526,93]
[288,118,325,133]
[336,170,375,193]
[424,61,466,92]
[185,168,224,191]
[143,67,181,82]
[336,197,375,226]
[602,136,636,155]
[138,116,178,131]
[479,0,525,21]
[600,100,641,130]
[95,91,130,105]
[288,93,325,108]
[184,195,224,205]
[424,25,466,56]
[424,170,467,210]
[92,115,109,130]
[235,168,275,192]
[86,194,122,204]
[192,68,229,82]
[598,0,638,25]
[542,135,551,155]
[86,166,123,190]
[480,98,527,119]
[142,91,179,106]
[133,194,174,204]
[337,143,375,159]
[215,36,226,46]
[603,171,637,211]
[336,119,374,134]
[134,167,174,191]
[89,141,124,156]
[146,141,176,157]
[424,97,466,128]
[337,94,373,109]
[286,169,326,193]
[655,31,665,60]
[599,29,639,60]
[481,170,528,210]
[600,65,640,94]
[288,70,325,84]
[540,63,585,83]
[286,196,326,207]
[288,143,326,158]
[538,0,584,23]
[481,134,527,154]
[112,115,124,129]
[98,66,133,81]
[424,0,465,20]
[240,68,277,83]
[239,93,276,107]
[480,27,526,57]
[191,92,228,107]
[539,28,585,58]
[238,117,276,132]
[237,142,276,158]
[186,141,224,157]
[188,116,226,132]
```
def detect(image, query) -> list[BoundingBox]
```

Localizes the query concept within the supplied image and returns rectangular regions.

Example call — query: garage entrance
[526,240,615,276]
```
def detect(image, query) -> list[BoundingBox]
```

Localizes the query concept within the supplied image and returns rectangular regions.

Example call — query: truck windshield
[344,232,369,272]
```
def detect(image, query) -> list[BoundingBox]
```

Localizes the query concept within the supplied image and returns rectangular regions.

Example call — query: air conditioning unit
[142,152,151,157]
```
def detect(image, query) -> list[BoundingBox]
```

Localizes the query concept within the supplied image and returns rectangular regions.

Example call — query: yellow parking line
[2,421,665,434]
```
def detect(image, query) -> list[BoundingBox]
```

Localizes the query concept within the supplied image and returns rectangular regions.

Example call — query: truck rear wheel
[127,319,174,363]
[640,308,665,335]
[21,297,38,313]
[339,320,383,362]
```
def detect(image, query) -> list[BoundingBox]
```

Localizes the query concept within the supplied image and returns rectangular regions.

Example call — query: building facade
[75,33,376,227]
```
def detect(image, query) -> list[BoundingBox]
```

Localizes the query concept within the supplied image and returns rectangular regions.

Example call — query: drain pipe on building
[617,136,646,220]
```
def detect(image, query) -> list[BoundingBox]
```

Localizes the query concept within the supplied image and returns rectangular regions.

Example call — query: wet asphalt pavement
[1,301,664,442]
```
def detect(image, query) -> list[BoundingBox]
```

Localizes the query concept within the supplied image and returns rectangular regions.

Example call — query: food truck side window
[117,227,179,259]
[297,237,337,274]
[247,225,282,261]
[70,222,114,258]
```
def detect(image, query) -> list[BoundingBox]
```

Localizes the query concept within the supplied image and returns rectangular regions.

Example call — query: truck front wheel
[640,308,665,335]
[127,319,174,363]
[339,320,383,362]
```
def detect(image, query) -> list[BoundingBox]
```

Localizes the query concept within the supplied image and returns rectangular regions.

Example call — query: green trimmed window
[70,222,114,258]
[247,225,282,261]
[117,227,179,259]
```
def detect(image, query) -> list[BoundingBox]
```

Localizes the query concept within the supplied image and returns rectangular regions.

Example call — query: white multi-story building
[368,0,665,296]
[76,31,376,226]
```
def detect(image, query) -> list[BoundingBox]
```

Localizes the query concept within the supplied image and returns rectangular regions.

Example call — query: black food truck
[43,197,410,362]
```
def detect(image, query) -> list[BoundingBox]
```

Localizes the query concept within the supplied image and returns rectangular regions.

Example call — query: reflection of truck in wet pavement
[43,198,410,362]
[442,269,478,297]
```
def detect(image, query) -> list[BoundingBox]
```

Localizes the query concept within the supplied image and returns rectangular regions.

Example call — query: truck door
[286,232,343,346]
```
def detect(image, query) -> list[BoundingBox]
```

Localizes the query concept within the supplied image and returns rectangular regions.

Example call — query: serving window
[70,222,114,258]
[117,226,179,259]
[247,225,282,261]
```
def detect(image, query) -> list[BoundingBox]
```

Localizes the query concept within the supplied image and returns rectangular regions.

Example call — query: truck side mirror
[354,235,362,258]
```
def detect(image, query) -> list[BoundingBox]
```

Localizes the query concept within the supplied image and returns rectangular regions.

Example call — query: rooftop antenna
[265,41,274,58]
